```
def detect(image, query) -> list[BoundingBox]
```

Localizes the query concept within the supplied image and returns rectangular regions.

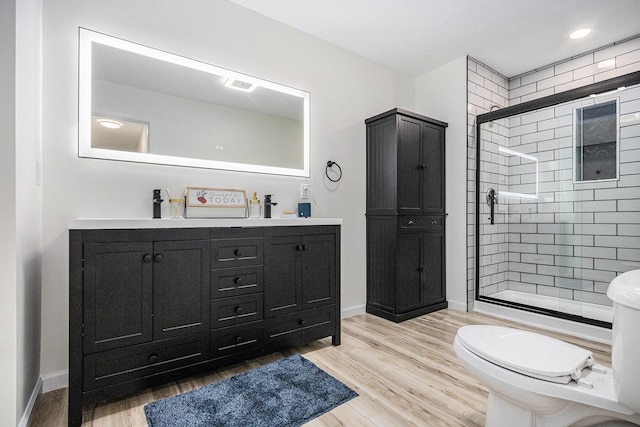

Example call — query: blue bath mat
[144,354,358,427]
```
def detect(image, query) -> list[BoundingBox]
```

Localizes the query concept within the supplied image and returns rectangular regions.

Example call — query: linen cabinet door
[264,235,302,317]
[153,240,210,340]
[423,230,446,305]
[397,115,423,213]
[301,233,336,310]
[83,242,153,354]
[396,233,426,314]
[421,123,445,213]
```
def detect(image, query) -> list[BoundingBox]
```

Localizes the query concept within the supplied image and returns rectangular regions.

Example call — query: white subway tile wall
[467,36,640,315]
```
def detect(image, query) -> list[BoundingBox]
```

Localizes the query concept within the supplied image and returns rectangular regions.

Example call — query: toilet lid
[457,325,594,384]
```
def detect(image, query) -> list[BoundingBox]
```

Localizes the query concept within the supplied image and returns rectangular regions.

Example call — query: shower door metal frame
[474,70,640,328]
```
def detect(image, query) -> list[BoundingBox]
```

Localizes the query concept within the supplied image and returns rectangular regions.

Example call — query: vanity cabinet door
[153,240,210,340]
[83,242,153,354]
[264,235,303,317]
[301,233,336,310]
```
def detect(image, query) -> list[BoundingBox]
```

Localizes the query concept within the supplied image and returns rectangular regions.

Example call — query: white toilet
[454,270,640,427]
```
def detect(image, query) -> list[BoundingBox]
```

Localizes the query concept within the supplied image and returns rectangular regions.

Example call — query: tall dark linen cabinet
[365,108,448,322]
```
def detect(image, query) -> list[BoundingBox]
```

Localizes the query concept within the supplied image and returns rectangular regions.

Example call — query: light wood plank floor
[28,310,612,426]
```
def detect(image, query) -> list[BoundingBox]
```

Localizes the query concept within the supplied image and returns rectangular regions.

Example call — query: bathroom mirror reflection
[79,28,310,176]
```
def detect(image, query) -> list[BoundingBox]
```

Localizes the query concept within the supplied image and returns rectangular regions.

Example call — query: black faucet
[153,189,164,219]
[264,194,277,218]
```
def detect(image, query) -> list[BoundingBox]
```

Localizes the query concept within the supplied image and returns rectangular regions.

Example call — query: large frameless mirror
[79,28,310,176]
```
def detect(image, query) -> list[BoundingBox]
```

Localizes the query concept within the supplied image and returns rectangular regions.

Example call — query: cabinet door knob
[417,267,425,272]
[148,354,159,363]
[234,306,243,315]
[143,254,152,263]
[154,254,163,262]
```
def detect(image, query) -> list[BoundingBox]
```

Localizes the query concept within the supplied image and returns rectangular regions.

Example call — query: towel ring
[325,161,342,182]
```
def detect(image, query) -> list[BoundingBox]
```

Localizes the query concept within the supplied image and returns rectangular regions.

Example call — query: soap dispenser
[248,192,261,218]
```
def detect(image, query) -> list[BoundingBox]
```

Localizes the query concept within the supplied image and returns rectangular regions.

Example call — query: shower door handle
[486,188,497,224]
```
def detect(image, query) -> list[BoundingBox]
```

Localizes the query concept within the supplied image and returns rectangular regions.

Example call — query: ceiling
[229,0,640,77]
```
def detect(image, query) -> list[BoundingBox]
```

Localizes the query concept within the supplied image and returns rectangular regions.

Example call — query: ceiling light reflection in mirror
[78,28,310,176]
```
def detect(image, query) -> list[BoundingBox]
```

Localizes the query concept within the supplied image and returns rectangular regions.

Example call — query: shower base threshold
[489,290,612,324]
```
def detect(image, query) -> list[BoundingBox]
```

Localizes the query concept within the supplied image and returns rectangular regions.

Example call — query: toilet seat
[456,325,597,384]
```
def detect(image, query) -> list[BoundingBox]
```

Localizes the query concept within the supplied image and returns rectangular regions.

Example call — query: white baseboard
[446,299,468,312]
[41,369,68,393]
[341,304,365,319]
[18,377,42,427]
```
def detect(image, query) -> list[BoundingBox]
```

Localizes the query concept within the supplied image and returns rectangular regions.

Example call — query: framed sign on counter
[185,187,247,218]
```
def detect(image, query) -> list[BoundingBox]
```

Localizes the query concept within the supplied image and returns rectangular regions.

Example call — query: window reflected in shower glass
[574,99,618,182]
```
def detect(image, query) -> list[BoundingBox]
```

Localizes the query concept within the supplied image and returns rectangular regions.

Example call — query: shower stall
[476,71,640,327]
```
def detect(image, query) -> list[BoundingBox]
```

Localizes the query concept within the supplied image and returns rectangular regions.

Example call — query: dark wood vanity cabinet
[365,108,447,322]
[263,228,339,350]
[69,224,340,427]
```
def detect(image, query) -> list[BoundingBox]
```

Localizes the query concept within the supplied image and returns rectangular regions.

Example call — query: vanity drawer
[83,334,208,391]
[211,294,263,329]
[211,238,263,268]
[398,216,443,230]
[210,322,263,360]
[211,266,263,298]
[265,305,335,348]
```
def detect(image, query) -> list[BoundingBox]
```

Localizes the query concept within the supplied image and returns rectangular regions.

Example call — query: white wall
[415,57,468,311]
[0,1,19,423]
[1,0,43,424]
[16,0,43,421]
[41,0,414,379]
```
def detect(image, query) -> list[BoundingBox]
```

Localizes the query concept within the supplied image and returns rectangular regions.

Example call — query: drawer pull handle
[234,306,243,315]
[148,354,159,363]
[234,277,243,285]
[298,319,306,326]
[431,220,437,225]
[408,220,414,225]
[235,335,243,343]
[154,254,163,262]
[417,267,425,273]
[143,254,152,263]
[233,249,242,256]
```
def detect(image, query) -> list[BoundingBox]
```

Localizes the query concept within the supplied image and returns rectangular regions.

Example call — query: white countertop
[68,217,343,230]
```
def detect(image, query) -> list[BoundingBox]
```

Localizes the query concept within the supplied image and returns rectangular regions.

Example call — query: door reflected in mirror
[79,28,310,176]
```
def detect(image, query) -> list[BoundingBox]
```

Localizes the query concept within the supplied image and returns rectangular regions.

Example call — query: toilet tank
[607,270,640,413]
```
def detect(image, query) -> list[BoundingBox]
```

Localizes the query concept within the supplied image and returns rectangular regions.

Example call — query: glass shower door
[476,81,640,326]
